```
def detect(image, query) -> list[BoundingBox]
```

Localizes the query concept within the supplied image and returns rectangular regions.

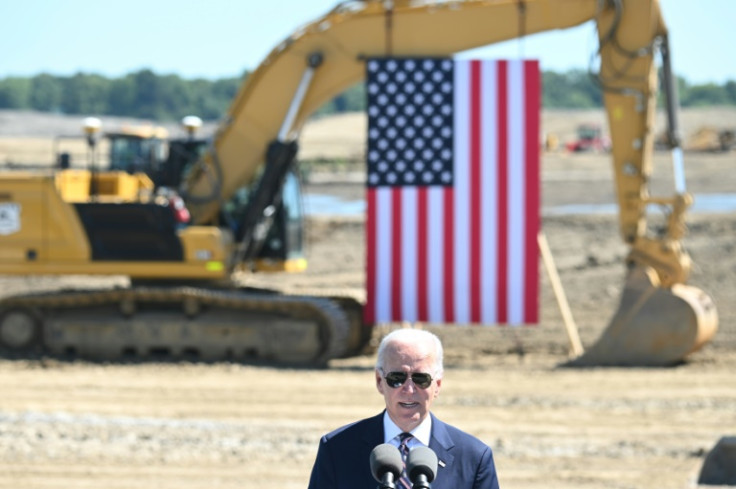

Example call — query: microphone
[407,446,438,489]
[370,443,403,489]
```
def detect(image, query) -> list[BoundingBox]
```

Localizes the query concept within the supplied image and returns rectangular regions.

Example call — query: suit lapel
[429,414,455,472]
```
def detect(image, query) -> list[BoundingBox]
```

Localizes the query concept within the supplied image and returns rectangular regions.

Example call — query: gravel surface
[0,110,734,488]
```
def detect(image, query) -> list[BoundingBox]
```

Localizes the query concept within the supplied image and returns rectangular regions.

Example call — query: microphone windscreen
[407,446,438,482]
[370,443,403,482]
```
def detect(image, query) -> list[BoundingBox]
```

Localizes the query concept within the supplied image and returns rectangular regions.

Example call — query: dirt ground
[0,109,735,488]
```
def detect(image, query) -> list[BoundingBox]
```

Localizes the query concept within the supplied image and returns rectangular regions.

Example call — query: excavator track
[0,286,353,366]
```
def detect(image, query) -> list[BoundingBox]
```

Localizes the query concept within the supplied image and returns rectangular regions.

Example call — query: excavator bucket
[569,266,718,367]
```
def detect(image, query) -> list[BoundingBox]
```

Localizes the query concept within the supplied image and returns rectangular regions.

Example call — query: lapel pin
[438,460,446,468]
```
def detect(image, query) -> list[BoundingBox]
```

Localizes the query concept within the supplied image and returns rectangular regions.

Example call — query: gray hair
[375,328,444,378]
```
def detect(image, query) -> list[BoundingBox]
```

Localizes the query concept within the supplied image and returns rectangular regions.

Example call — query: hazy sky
[1,0,733,85]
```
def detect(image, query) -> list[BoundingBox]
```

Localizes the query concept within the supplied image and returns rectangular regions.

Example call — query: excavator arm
[183,0,717,365]
[573,2,718,365]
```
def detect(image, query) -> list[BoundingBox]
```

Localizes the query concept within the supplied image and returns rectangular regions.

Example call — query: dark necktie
[398,432,414,489]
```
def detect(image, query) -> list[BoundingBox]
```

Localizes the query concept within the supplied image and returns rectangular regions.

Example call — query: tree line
[0,70,244,121]
[0,69,733,122]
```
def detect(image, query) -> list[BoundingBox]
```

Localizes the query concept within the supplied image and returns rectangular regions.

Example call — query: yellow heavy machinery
[684,126,736,152]
[0,0,718,366]
[55,121,169,172]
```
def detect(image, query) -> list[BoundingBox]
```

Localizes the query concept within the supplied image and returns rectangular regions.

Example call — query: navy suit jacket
[307,411,500,489]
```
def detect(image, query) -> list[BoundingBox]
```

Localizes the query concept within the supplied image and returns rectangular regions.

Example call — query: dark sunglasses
[383,371,434,389]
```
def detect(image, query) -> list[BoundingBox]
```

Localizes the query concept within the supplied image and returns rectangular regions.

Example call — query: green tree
[107,74,137,116]
[60,73,109,114]
[543,70,601,108]
[313,82,365,116]
[130,69,164,119]
[157,74,192,120]
[723,80,736,105]
[0,77,31,109]
[340,83,365,112]
[570,70,602,107]
[186,78,236,121]
[682,83,729,107]
[30,74,63,111]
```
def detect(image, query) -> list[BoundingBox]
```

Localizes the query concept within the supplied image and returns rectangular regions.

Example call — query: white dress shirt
[382,411,432,450]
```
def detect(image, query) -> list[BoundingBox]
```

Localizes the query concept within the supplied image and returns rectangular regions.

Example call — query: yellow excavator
[0,0,718,366]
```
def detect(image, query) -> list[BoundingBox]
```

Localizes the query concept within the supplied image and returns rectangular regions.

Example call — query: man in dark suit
[307,328,500,489]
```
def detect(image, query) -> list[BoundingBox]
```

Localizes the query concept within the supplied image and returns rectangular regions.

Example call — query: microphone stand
[412,474,431,489]
[378,472,396,489]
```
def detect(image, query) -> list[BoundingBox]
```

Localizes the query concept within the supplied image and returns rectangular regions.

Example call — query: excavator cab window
[108,135,167,174]
[222,170,305,262]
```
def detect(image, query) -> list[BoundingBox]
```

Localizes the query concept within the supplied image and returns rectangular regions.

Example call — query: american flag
[365,58,540,326]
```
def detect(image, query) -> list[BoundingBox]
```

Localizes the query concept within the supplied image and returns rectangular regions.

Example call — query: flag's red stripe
[470,60,482,324]
[417,187,429,322]
[443,187,455,323]
[391,187,402,321]
[496,60,508,324]
[365,188,377,324]
[524,60,541,323]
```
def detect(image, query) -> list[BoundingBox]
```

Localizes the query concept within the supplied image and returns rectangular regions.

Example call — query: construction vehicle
[565,123,611,153]
[94,116,211,189]
[55,120,196,182]
[55,122,169,172]
[684,126,736,153]
[104,124,170,174]
[0,0,718,366]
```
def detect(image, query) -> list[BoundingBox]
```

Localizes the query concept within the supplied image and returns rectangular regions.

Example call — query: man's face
[375,338,442,433]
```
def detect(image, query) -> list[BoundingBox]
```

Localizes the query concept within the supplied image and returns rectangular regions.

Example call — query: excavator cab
[107,128,168,175]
